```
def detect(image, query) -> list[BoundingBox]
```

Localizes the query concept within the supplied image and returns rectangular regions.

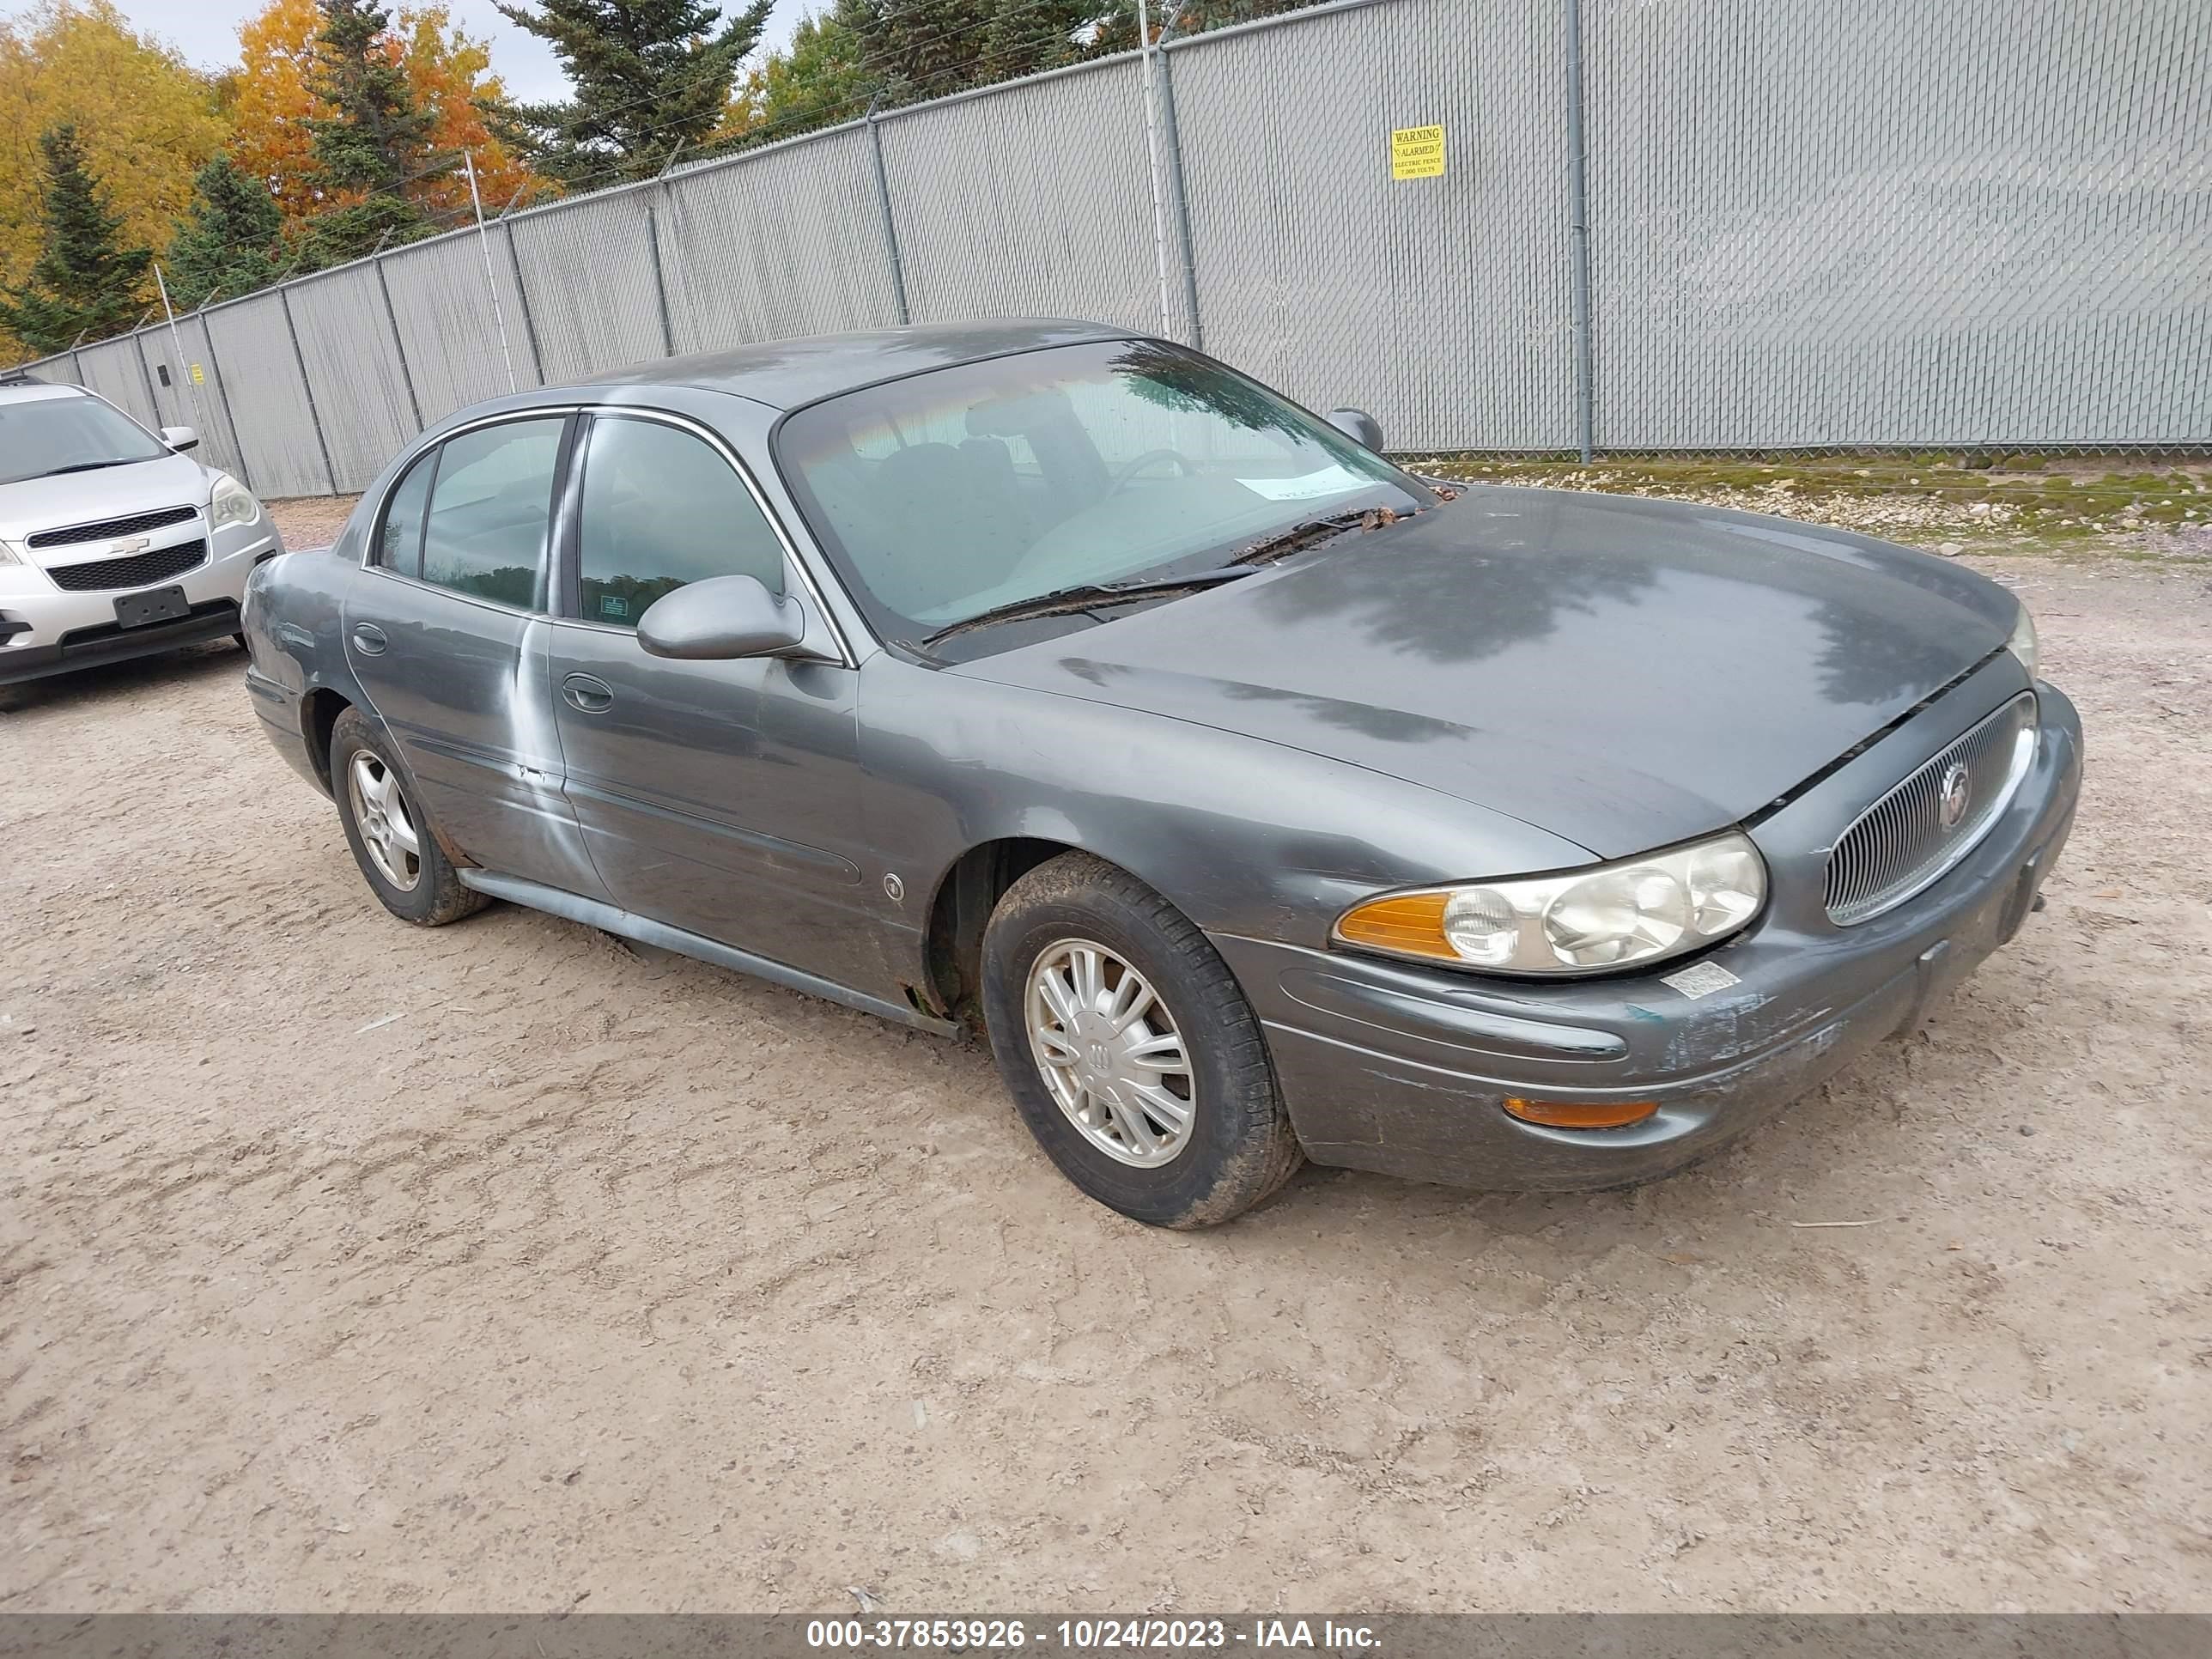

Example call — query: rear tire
[981,852,1303,1227]
[330,706,485,927]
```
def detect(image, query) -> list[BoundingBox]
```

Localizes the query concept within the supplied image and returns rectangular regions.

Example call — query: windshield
[775,340,1426,651]
[0,395,170,487]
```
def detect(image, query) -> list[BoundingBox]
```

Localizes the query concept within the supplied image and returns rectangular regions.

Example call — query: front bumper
[0,520,282,686]
[1218,675,2082,1191]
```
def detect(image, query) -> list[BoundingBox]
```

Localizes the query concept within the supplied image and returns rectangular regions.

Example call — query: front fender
[857,655,1594,971]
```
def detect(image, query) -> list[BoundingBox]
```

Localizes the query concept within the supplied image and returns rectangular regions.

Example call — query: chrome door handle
[562,672,614,714]
[351,622,387,655]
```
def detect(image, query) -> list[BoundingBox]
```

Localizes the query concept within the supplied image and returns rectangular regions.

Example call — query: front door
[544,411,882,994]
[343,413,608,901]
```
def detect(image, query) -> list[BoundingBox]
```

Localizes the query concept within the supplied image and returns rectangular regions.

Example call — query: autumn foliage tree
[228,0,537,240]
[298,0,450,263]
[0,0,224,349]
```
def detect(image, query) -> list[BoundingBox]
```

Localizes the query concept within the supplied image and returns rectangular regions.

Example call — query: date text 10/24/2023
[805,1620,1381,1650]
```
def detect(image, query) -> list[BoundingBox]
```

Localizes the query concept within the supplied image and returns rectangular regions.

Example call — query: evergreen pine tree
[165,155,285,310]
[0,125,153,353]
[827,0,987,106]
[301,0,451,265]
[493,0,776,185]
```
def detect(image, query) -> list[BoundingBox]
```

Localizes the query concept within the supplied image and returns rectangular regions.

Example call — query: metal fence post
[131,330,162,422]
[867,101,911,326]
[1565,0,1596,465]
[643,200,678,357]
[278,286,340,495]
[1156,41,1203,350]
[373,255,425,432]
[503,223,546,386]
[195,310,255,495]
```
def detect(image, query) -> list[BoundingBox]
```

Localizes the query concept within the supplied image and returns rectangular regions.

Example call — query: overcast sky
[63,0,811,104]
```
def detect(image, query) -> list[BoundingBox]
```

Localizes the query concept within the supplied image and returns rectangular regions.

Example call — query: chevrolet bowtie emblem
[109,536,151,556]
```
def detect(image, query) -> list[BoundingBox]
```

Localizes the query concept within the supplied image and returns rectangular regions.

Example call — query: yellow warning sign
[188,362,204,385]
[1390,125,1445,180]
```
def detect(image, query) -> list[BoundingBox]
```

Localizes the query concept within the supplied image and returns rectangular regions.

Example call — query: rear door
[543,410,881,991]
[343,413,609,901]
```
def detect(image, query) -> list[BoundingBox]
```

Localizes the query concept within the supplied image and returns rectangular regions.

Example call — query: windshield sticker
[1660,961,1741,1000]
[1236,463,1370,502]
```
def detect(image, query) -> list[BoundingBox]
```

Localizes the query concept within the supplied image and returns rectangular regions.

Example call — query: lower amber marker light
[1504,1097,1659,1130]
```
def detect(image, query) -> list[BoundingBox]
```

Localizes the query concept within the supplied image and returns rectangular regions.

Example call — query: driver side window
[572,416,786,630]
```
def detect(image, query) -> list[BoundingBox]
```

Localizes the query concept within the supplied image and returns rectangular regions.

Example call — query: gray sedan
[242,320,2081,1226]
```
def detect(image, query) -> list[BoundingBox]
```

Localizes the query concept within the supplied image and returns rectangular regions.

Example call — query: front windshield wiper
[1222,507,1405,570]
[920,567,1257,647]
[27,459,141,479]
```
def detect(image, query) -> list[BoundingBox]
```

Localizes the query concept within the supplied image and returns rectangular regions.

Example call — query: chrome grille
[1826,692,2039,925]
[46,540,208,592]
[27,505,200,549]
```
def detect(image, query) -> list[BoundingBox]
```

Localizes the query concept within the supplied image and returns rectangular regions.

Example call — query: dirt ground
[3,498,2209,1614]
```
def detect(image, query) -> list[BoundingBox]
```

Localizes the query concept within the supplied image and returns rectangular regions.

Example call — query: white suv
[0,378,283,688]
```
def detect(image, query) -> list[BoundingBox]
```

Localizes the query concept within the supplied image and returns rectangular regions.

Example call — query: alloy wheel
[348,750,422,893]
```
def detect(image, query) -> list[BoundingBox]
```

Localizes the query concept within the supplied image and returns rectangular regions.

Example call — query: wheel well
[921,837,1079,1026]
[303,688,350,793]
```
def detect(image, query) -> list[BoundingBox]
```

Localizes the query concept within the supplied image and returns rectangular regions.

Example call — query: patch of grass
[1397,452,2212,560]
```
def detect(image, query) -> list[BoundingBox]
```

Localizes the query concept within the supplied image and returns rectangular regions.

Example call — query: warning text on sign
[1389,125,1446,179]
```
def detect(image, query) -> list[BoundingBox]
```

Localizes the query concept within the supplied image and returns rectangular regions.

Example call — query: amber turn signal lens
[1333,890,1455,959]
[1504,1097,1660,1130]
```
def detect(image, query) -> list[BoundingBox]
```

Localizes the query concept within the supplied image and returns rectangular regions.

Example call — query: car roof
[580,319,1131,411]
[0,381,83,404]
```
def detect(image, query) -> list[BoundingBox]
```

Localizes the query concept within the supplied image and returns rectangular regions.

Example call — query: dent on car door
[543,411,883,993]
[342,415,608,901]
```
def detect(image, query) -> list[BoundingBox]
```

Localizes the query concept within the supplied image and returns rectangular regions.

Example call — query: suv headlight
[2005,605,2038,682]
[210,472,261,531]
[1334,830,1767,975]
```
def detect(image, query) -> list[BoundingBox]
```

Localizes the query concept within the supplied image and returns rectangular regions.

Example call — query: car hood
[0,452,210,544]
[955,486,2020,860]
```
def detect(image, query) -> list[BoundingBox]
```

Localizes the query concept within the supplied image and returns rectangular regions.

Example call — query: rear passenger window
[421,417,564,609]
[573,416,785,629]
[376,451,434,577]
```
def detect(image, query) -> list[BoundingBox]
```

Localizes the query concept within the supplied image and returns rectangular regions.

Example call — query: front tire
[981,853,1304,1227]
[330,706,485,927]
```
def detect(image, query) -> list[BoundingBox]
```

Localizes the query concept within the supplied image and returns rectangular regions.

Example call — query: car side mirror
[161,425,199,452]
[1326,408,1384,452]
[636,574,811,661]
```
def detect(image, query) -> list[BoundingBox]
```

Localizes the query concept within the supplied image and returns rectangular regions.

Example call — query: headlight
[2005,605,2038,682]
[210,472,261,531]
[1334,830,1767,976]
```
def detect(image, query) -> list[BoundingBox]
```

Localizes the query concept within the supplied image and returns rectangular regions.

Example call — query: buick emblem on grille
[1938,761,1972,830]
[108,536,151,556]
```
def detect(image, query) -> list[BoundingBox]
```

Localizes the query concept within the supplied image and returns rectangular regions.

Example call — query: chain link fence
[12,0,2207,497]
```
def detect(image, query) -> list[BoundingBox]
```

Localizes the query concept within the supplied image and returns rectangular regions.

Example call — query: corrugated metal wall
[9,0,2206,494]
